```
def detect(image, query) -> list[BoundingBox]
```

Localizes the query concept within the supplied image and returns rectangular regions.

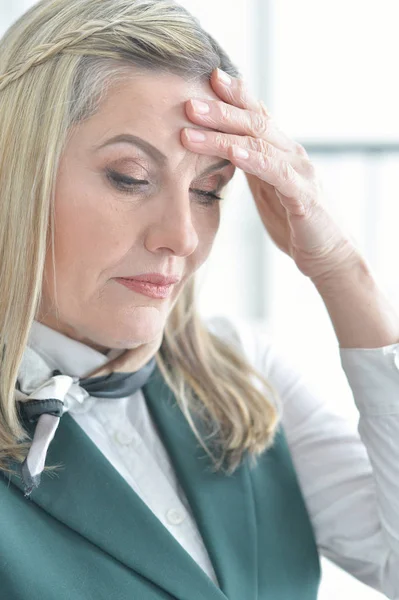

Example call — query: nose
[144,190,199,257]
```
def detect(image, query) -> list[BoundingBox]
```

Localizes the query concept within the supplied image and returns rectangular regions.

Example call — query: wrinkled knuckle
[258,152,269,171]
[236,79,247,105]
[215,132,229,151]
[247,136,261,152]
[259,139,274,157]
[219,102,231,125]
[281,162,296,183]
[259,100,271,117]
[250,112,268,137]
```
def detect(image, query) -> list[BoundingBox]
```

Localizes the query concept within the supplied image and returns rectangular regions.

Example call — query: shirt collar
[27,319,124,379]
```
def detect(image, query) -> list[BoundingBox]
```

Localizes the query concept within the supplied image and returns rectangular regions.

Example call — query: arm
[311,258,399,349]
[228,316,399,600]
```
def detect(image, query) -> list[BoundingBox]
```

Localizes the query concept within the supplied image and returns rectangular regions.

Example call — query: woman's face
[37,70,236,355]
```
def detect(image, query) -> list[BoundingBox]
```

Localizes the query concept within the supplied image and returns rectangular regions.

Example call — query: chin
[100,307,166,348]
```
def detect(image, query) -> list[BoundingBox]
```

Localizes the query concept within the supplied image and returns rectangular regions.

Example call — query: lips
[115,277,176,299]
[118,273,180,286]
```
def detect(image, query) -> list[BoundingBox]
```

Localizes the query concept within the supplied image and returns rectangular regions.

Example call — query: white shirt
[26,316,399,599]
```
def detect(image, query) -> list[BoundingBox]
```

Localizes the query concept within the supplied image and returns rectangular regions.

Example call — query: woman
[0,0,398,598]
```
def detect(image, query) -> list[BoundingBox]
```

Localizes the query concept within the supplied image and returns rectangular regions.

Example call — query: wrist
[311,256,372,298]
[311,258,399,348]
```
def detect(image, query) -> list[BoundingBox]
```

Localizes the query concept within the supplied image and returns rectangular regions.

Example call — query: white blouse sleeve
[206,315,399,600]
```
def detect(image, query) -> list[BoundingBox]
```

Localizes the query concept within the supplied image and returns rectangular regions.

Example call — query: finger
[229,144,308,216]
[181,128,304,171]
[210,68,261,112]
[186,97,297,153]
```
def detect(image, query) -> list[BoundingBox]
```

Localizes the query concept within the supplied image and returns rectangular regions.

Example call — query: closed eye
[107,170,224,203]
[107,171,149,190]
[192,189,222,201]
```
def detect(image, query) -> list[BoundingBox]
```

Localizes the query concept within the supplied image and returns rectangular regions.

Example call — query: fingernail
[217,68,232,85]
[232,146,249,159]
[191,99,210,114]
[185,129,207,142]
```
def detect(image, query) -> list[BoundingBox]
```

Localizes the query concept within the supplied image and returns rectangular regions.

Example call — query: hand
[181,68,361,282]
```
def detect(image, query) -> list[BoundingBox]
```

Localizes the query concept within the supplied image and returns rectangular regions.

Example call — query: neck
[84,342,160,378]
[35,316,163,377]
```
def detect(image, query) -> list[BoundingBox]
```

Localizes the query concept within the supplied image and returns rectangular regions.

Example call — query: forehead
[78,70,221,170]
[102,70,218,116]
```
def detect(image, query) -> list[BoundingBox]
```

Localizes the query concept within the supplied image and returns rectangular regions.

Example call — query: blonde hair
[0,0,281,478]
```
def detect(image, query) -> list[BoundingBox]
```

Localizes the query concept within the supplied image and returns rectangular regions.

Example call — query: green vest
[0,364,321,599]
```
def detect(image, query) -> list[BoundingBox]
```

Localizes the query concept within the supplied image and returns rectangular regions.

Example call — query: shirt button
[166,508,186,526]
[114,430,136,446]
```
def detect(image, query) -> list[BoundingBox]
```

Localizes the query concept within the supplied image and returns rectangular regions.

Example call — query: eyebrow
[94,133,233,175]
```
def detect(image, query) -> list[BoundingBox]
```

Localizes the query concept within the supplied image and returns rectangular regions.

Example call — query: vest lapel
[142,366,258,600]
[8,363,257,600]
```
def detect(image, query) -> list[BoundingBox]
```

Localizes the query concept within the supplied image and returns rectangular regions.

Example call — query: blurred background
[1,1,398,598]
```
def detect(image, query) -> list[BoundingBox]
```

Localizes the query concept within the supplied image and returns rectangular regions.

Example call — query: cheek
[48,168,132,284]
[190,208,221,266]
